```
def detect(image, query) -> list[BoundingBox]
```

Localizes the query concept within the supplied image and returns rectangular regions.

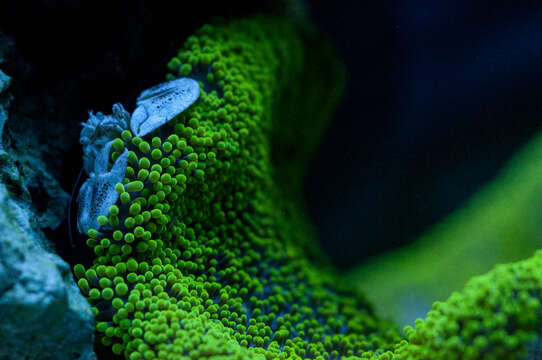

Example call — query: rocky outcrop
[0,33,95,360]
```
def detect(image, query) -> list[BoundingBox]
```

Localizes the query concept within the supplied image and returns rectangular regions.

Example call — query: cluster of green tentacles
[73,16,542,360]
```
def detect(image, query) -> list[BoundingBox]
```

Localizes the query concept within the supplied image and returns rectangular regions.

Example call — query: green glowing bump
[73,17,399,359]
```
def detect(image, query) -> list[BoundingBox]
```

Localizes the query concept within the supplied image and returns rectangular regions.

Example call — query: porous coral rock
[0,33,96,360]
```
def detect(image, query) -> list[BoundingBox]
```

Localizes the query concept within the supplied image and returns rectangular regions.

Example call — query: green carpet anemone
[72,16,542,360]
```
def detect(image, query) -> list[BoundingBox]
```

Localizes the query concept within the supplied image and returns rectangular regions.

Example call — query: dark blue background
[306,0,542,268]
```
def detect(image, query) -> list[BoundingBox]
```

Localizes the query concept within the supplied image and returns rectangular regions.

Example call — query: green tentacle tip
[121,130,132,142]
[114,183,125,195]
[120,192,131,204]
[125,181,144,192]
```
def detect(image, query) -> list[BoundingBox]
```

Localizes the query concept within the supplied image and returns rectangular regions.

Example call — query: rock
[0,33,96,360]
